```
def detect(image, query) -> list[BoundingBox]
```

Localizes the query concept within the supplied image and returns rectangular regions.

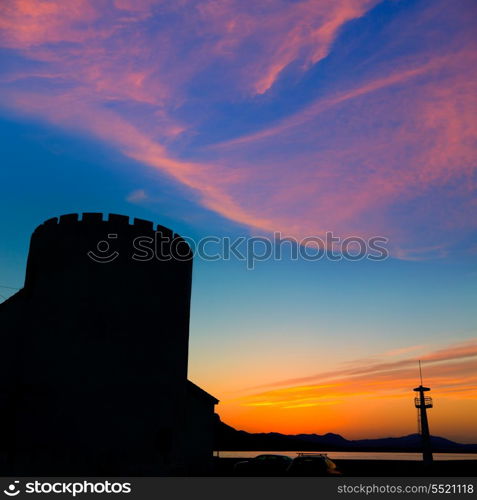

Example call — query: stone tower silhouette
[0,213,217,475]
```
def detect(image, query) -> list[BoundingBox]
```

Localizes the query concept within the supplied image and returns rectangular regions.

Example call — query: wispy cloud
[126,189,148,203]
[229,338,477,410]
[0,0,476,256]
[209,59,445,149]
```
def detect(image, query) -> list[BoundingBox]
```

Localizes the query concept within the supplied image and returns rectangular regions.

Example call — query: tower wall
[0,213,194,475]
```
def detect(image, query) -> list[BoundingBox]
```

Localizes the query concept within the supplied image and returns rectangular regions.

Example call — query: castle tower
[413,361,433,464]
[0,213,197,475]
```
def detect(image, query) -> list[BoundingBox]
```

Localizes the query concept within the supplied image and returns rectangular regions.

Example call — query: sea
[216,451,477,461]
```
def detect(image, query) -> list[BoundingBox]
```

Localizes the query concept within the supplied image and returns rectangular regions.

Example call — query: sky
[0,0,476,442]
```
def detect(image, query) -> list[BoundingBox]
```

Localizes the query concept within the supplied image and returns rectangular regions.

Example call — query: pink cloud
[243,338,477,392]
[126,189,148,203]
[0,0,476,256]
[0,1,101,47]
[204,49,477,250]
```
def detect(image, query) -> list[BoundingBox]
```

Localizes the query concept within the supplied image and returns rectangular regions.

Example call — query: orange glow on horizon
[210,339,477,443]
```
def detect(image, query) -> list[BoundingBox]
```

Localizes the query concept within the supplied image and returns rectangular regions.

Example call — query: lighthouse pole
[413,361,433,464]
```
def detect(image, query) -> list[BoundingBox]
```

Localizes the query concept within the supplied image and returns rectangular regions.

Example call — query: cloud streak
[0,0,476,256]
[213,338,477,440]
[237,338,477,393]
[218,339,477,438]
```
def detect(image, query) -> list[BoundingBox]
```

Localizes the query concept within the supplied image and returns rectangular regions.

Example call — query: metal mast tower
[413,360,433,463]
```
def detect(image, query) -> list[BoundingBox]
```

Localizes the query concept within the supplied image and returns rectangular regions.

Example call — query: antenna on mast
[414,360,433,463]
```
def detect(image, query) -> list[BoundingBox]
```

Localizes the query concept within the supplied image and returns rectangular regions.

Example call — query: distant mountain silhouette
[214,416,477,453]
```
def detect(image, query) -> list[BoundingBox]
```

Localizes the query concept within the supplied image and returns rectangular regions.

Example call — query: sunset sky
[0,0,476,443]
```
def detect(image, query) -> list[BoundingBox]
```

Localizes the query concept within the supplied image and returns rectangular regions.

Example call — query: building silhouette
[0,213,218,475]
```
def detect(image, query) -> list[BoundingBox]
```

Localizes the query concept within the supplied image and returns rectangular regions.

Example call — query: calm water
[216,451,477,461]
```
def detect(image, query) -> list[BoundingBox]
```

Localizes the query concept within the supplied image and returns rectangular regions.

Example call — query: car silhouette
[233,454,293,476]
[286,453,342,476]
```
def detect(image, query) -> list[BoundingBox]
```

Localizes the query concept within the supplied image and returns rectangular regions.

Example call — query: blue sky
[0,0,476,440]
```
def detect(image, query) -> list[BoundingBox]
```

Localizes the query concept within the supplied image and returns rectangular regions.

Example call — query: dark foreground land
[214,458,477,477]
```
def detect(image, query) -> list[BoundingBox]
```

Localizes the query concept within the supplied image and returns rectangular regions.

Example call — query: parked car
[233,454,293,476]
[287,453,342,476]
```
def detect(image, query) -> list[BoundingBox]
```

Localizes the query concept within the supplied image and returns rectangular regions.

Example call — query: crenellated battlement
[33,212,175,239]
[25,212,192,294]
